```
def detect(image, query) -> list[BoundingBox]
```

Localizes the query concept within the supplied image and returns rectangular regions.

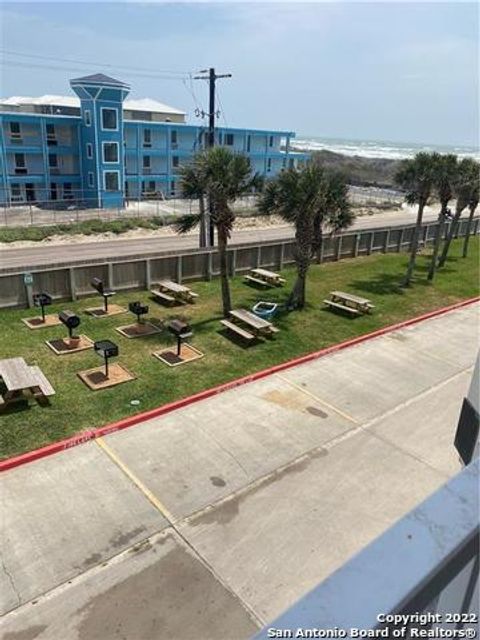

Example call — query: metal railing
[254,457,479,639]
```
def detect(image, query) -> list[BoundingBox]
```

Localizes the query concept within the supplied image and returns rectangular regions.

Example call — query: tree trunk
[198,195,208,248]
[427,206,447,281]
[312,215,323,264]
[438,205,465,268]
[287,222,312,310]
[217,225,232,317]
[462,204,477,258]
[402,201,425,287]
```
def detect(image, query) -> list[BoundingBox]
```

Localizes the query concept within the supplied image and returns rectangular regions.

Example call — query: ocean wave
[292,137,480,161]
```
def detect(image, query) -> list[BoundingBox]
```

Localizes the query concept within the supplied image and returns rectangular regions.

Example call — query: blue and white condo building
[0,73,308,208]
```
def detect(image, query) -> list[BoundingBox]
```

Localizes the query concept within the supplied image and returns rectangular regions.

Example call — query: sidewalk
[1,302,478,639]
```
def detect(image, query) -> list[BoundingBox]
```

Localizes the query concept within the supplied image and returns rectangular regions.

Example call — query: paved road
[1,302,478,639]
[0,208,438,271]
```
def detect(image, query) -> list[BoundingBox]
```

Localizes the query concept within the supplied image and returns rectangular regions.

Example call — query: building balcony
[5,143,43,154]
[48,173,81,183]
[5,173,46,184]
[254,457,479,639]
[7,172,80,183]
[125,173,170,182]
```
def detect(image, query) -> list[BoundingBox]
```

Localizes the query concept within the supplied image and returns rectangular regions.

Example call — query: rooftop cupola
[70,73,130,101]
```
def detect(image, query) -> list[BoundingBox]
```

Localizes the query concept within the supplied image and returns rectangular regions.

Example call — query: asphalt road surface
[0,208,436,271]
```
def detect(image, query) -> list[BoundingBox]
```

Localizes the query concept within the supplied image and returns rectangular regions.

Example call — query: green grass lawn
[0,237,478,460]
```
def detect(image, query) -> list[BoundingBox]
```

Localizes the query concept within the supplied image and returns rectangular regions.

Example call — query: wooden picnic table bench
[220,319,255,342]
[152,280,199,305]
[245,268,286,288]
[221,308,279,342]
[0,357,55,408]
[323,291,375,316]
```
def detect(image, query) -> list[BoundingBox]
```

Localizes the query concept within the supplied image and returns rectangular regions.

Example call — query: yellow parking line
[96,437,176,525]
[275,373,360,425]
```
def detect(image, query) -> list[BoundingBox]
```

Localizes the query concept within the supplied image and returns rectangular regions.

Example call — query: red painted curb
[1,295,478,473]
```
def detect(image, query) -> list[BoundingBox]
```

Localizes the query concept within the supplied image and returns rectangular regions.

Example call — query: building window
[143,129,152,147]
[10,184,22,202]
[218,132,223,145]
[84,110,91,126]
[267,158,272,172]
[46,124,57,146]
[104,171,120,191]
[142,180,156,196]
[88,172,94,188]
[101,108,118,131]
[246,135,251,153]
[103,142,119,163]
[14,153,27,174]
[289,158,295,169]
[170,180,175,195]
[172,156,179,168]
[9,122,21,139]
[225,133,234,146]
[48,153,58,168]
[171,130,177,147]
[46,123,56,139]
[86,143,93,159]
[63,183,73,200]
[50,183,58,201]
[143,155,151,170]
[269,135,274,147]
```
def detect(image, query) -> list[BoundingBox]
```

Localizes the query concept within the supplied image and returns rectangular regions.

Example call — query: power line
[215,86,228,129]
[0,49,190,77]
[2,60,190,82]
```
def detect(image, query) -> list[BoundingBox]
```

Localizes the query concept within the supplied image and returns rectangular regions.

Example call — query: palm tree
[427,153,457,281]
[462,172,479,258]
[258,165,350,310]
[176,147,259,316]
[311,170,354,263]
[179,162,209,247]
[438,158,479,267]
[395,152,436,286]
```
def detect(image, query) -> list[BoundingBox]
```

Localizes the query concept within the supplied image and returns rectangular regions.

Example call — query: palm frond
[174,213,203,235]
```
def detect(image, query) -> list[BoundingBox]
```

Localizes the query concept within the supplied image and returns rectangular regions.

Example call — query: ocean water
[293,136,480,161]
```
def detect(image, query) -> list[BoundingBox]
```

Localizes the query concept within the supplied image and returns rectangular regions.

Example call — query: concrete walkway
[1,303,478,639]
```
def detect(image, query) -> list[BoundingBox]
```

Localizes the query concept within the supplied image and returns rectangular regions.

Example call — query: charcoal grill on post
[128,301,149,324]
[58,310,80,339]
[33,292,53,323]
[91,277,116,313]
[168,320,193,356]
[94,340,119,379]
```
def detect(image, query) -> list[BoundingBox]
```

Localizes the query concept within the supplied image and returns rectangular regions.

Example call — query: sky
[1,2,478,147]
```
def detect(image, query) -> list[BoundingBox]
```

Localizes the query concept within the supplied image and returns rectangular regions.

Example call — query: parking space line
[96,437,176,525]
[275,373,360,424]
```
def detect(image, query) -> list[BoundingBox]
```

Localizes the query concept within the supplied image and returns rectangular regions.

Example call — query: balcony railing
[254,458,479,639]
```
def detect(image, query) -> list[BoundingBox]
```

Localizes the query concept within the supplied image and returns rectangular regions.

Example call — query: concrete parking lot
[1,302,478,639]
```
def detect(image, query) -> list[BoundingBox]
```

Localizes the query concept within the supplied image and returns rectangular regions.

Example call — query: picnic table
[221,308,279,342]
[244,268,286,288]
[323,291,375,316]
[0,357,55,409]
[151,280,199,305]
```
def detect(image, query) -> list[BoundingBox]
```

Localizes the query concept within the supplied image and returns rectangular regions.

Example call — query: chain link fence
[0,190,402,228]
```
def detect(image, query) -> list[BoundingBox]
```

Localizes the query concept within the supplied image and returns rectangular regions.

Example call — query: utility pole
[194,68,232,247]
